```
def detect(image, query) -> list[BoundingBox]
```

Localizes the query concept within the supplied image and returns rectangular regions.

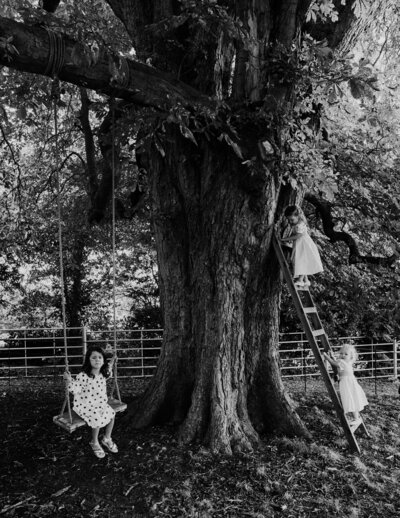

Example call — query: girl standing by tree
[64,346,119,458]
[280,205,323,287]
[323,343,368,426]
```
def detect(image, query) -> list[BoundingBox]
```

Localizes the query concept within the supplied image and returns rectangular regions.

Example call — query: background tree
[277,0,400,339]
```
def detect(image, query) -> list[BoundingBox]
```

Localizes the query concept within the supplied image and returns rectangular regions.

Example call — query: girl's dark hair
[81,346,111,378]
[284,205,300,218]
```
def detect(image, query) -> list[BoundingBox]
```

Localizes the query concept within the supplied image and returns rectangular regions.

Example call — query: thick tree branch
[276,0,311,47]
[305,193,398,266]
[0,17,211,111]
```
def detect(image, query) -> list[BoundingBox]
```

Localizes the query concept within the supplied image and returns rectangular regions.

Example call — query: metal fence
[0,327,162,379]
[0,327,398,382]
[279,332,398,386]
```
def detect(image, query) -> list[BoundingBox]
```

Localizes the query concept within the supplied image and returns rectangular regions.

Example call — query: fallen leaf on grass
[124,483,139,496]
[0,496,35,514]
[51,485,71,498]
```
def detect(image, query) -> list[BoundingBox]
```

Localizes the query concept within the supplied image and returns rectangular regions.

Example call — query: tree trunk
[130,129,309,453]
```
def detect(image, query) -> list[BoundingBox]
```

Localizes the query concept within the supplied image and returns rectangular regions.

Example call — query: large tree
[0,0,384,453]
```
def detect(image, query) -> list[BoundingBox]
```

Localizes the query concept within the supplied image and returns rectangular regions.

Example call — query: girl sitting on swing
[64,346,119,459]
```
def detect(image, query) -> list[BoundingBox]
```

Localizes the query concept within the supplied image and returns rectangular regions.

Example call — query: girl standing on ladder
[280,205,323,288]
[64,346,119,458]
[323,343,369,427]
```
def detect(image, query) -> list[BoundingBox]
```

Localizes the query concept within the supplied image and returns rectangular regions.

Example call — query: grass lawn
[1,377,400,517]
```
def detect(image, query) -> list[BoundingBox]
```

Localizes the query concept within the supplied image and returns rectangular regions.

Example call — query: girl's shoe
[102,436,118,453]
[90,441,106,459]
[350,417,362,429]
[294,280,305,287]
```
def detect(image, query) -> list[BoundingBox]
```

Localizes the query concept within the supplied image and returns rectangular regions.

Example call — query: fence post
[82,326,87,357]
[373,339,377,395]
[24,329,28,377]
[52,329,56,377]
[301,332,307,392]
[394,339,398,380]
[141,330,144,377]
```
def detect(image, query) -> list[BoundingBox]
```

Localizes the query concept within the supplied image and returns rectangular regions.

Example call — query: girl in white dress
[323,343,368,426]
[280,205,323,287]
[64,346,118,458]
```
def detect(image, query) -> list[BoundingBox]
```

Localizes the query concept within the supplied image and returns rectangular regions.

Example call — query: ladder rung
[312,329,325,337]
[304,307,317,314]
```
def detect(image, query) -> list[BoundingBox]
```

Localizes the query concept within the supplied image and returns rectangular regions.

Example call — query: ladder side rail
[298,330,361,454]
[273,236,361,453]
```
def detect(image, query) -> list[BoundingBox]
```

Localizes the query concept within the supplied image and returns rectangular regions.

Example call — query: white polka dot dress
[68,371,115,428]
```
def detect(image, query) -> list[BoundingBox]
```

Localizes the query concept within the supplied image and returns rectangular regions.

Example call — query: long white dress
[338,359,368,413]
[291,221,323,276]
[68,371,115,428]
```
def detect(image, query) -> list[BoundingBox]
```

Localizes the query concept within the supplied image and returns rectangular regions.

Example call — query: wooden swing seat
[53,411,86,433]
[53,397,127,433]
[108,397,127,413]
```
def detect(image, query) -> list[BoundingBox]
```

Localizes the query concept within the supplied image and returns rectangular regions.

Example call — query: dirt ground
[1,377,400,517]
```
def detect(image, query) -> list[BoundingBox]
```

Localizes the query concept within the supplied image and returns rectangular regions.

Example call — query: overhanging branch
[0,16,211,111]
[305,193,398,267]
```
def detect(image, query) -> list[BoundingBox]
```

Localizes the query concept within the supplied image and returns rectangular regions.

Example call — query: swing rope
[110,98,122,402]
[52,79,73,423]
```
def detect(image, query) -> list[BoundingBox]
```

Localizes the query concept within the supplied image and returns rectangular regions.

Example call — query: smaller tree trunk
[65,235,86,329]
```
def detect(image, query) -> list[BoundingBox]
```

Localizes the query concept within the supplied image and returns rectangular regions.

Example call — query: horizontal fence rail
[0,328,398,383]
[0,327,162,379]
[279,333,397,383]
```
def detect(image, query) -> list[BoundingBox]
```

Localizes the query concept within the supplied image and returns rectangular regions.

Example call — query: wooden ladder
[273,235,369,454]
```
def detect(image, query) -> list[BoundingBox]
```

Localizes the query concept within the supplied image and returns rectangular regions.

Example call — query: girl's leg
[91,427,100,445]
[90,427,106,458]
[104,418,115,440]
[102,418,118,453]
[295,275,305,286]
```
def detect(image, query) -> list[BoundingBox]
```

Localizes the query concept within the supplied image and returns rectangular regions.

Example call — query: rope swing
[107,98,126,413]
[52,78,86,432]
[52,83,126,432]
